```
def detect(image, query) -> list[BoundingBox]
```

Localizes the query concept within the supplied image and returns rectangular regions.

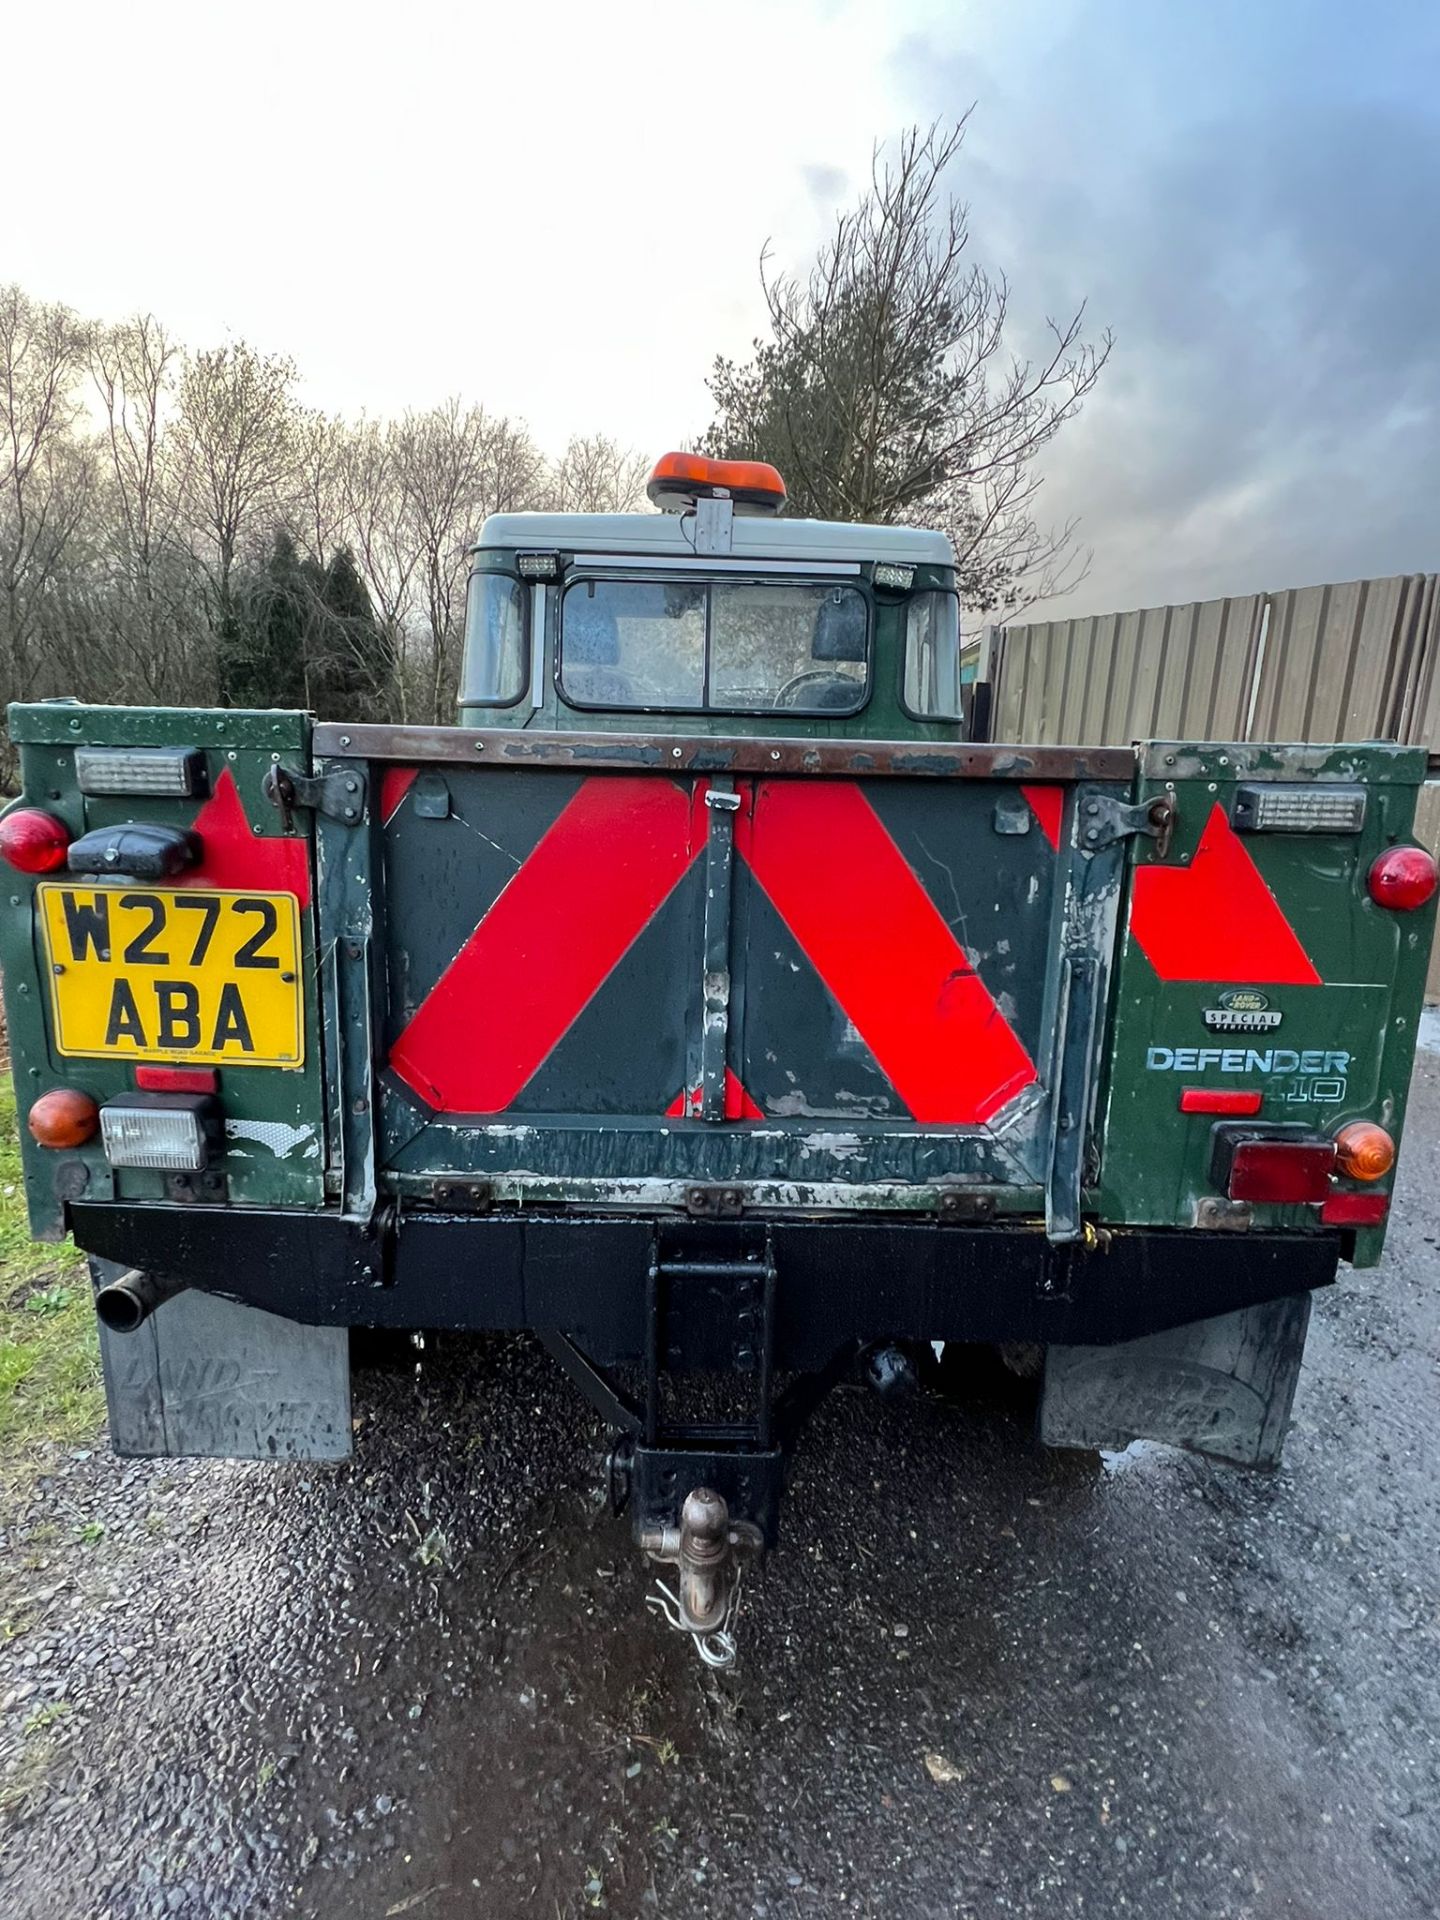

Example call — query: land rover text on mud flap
[2,451,1435,1663]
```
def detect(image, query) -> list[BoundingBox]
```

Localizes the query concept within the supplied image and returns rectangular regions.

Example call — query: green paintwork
[3,693,1430,1281]
[0,705,327,1233]
[1097,742,1436,1264]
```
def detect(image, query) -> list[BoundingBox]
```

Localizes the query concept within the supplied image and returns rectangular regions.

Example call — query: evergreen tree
[217,530,308,709]
[307,546,395,721]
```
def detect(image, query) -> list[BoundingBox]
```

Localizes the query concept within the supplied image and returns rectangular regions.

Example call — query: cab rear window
[560,576,869,715]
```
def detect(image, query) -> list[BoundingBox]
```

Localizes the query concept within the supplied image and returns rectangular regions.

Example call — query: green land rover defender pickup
[2,452,1434,1657]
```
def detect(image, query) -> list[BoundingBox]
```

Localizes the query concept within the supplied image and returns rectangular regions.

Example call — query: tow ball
[639,1487,763,1669]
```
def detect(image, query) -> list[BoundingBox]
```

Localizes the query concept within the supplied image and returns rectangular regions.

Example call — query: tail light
[0,809,71,873]
[1226,1139,1336,1203]
[1210,1124,1335,1203]
[1368,846,1437,911]
[28,1087,100,1149]
[1333,1121,1394,1182]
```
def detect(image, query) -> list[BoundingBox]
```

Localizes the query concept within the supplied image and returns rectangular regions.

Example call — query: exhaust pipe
[94,1268,188,1334]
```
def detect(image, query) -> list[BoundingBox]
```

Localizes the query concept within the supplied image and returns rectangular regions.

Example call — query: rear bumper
[69,1202,1341,1365]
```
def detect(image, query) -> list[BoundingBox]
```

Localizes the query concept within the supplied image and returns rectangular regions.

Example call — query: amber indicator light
[1333,1121,1395,1182]
[27,1087,100,1149]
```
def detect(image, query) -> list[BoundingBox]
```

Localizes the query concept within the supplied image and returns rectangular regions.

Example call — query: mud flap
[1039,1291,1311,1469]
[93,1259,352,1461]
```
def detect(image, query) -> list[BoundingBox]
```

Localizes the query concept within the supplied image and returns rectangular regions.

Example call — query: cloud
[887,5,1440,617]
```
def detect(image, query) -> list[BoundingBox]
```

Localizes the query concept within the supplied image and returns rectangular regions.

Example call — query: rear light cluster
[28,1072,223,1172]
[1207,1119,1396,1226]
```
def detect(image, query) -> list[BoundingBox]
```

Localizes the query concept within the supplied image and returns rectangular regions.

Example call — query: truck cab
[2,453,1434,1662]
[458,453,965,740]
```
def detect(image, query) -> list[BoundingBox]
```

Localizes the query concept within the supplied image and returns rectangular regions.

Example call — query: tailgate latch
[1078,791,1176,860]
[263,762,367,830]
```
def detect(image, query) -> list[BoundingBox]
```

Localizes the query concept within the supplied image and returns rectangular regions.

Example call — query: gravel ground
[2,1040,1438,1920]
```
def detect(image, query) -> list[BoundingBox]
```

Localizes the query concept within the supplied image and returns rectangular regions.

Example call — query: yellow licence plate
[37,885,304,1068]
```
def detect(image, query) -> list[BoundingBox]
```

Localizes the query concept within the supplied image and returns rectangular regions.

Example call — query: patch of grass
[0,1078,101,1475]
[0,1729,59,1818]
[22,1699,71,1737]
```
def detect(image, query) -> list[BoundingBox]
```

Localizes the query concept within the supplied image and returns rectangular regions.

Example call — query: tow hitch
[539,1223,854,1666]
[640,1487,763,1669]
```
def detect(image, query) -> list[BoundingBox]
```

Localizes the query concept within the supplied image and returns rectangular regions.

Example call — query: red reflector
[1228,1139,1336,1203]
[1320,1190,1390,1227]
[1180,1088,1263,1115]
[1367,845,1438,911]
[134,1066,219,1093]
[0,808,70,873]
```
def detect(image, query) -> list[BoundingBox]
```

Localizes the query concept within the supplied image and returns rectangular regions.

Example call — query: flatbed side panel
[1100,741,1436,1259]
[1,705,327,1240]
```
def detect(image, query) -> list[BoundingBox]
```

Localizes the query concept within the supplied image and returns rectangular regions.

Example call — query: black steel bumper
[68,1202,1341,1366]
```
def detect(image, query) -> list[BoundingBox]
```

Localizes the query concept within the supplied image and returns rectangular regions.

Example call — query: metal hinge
[263,761,367,829]
[685,1184,745,1218]
[431,1178,494,1213]
[936,1188,996,1223]
[1077,792,1176,859]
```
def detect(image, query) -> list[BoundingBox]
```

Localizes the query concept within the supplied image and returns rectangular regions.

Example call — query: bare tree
[0,285,93,715]
[703,118,1111,612]
[330,419,418,718]
[291,408,350,568]
[0,278,646,731]
[391,401,545,723]
[87,314,212,703]
[170,340,300,614]
[545,432,649,513]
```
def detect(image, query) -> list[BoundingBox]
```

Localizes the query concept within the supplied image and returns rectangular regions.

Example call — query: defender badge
[1203,988,1282,1033]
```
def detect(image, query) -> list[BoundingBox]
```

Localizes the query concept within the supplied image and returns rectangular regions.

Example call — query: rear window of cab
[558,576,870,716]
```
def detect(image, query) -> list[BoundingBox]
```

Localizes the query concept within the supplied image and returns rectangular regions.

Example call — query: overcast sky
[7,0,1437,621]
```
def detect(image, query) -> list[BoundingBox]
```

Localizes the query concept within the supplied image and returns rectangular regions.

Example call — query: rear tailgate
[318,728,1140,1240]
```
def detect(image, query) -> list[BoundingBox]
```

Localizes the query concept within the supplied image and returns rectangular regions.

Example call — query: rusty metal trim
[312,723,1137,784]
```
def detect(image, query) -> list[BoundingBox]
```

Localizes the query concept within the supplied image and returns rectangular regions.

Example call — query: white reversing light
[1231,785,1366,834]
[515,553,560,582]
[873,563,915,590]
[75,747,207,798]
[99,1097,217,1171]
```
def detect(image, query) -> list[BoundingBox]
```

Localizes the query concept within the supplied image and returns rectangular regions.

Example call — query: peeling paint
[225,1119,318,1160]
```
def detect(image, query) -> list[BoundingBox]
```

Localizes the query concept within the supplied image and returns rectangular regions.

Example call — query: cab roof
[475,510,954,568]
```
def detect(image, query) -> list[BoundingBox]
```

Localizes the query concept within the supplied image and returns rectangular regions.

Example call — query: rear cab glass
[559,577,869,715]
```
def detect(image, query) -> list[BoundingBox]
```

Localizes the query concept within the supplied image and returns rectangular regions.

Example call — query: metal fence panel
[995,574,1438,751]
